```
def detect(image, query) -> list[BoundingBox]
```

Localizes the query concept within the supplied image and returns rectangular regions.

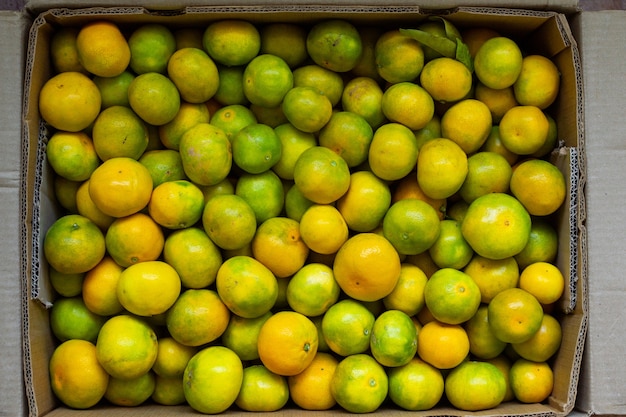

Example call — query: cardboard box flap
[24,0,582,15]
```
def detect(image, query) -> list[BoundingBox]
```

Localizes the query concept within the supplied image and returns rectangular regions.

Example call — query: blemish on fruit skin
[369,378,377,387]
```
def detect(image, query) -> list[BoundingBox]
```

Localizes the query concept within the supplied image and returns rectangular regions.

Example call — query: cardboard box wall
[17,2,593,417]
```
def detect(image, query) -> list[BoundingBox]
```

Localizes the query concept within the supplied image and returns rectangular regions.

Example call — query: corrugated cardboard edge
[573,10,625,417]
[0,10,30,417]
[21,5,587,417]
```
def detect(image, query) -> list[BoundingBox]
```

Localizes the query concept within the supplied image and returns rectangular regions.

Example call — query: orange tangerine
[105,212,164,268]
[288,352,339,410]
[382,198,441,256]
[251,216,309,278]
[232,123,282,174]
[92,105,149,161]
[203,20,261,66]
[441,98,493,154]
[235,171,285,224]
[445,360,507,411]
[514,54,560,109]
[293,64,345,107]
[464,304,508,360]
[104,372,156,407]
[381,82,435,131]
[257,311,319,376]
[152,337,198,379]
[49,268,83,298]
[510,158,566,216]
[213,64,248,106]
[424,268,482,325]
[166,289,230,347]
[82,255,124,316]
[299,204,349,255]
[243,54,294,108]
[459,151,513,204]
[117,261,181,317]
[282,86,333,133]
[128,72,181,126]
[341,76,386,129]
[370,309,418,367]
[152,375,186,406]
[331,354,388,413]
[518,261,565,305]
[420,57,473,103]
[509,359,554,404]
[46,131,100,182]
[392,174,446,220]
[179,122,232,187]
[167,47,220,104]
[287,263,341,317]
[499,105,550,155]
[463,255,520,303]
[50,27,86,74]
[272,123,317,180]
[475,83,518,123]
[488,287,544,344]
[318,111,374,168]
[202,193,256,251]
[388,358,444,411]
[235,365,290,412]
[148,180,205,229]
[375,29,425,83]
[417,320,470,369]
[336,170,392,233]
[216,255,278,319]
[139,149,187,188]
[512,313,562,362]
[368,122,419,182]
[158,101,211,151]
[515,218,559,269]
[128,23,176,74]
[321,299,375,356]
[75,179,115,231]
[76,20,130,78]
[221,311,272,361]
[428,218,474,270]
[49,296,105,343]
[383,263,428,316]
[417,137,468,200]
[474,36,523,90]
[306,19,363,73]
[293,146,351,205]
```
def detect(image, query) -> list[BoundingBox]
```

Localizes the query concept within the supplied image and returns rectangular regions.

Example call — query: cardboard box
[573,9,626,416]
[0,10,29,417]
[20,4,587,417]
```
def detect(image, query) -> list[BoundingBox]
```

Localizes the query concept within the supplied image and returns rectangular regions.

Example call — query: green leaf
[430,16,462,42]
[399,28,456,58]
[455,39,474,72]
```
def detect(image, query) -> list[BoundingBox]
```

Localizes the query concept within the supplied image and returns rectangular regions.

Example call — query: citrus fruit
[459,151,513,204]
[515,218,558,269]
[159,101,211,151]
[148,180,205,229]
[152,375,186,406]
[383,263,428,316]
[93,70,134,109]
[203,19,261,66]
[417,320,470,369]
[420,57,473,103]
[463,255,520,303]
[139,149,186,187]
[509,359,554,403]
[461,192,532,260]
[351,26,384,80]
[260,22,308,68]
[336,170,392,233]
[318,111,373,168]
[38,71,101,132]
[183,346,244,414]
[424,268,481,325]
[417,137,468,200]
[485,354,515,402]
[286,263,341,317]
[381,82,435,131]
[104,372,156,407]
[53,176,80,214]
[105,212,164,267]
[474,36,523,89]
[519,261,565,305]
[330,354,388,413]
[216,255,278,319]
[388,358,444,411]
[232,123,282,174]
[163,227,222,289]
[499,105,550,155]
[488,287,544,343]
[413,114,442,149]
[441,98,493,154]
[76,20,130,77]
[50,27,86,74]
[50,296,106,343]
[213,64,248,106]
[127,23,176,74]
[306,19,363,72]
[532,113,559,158]
[282,86,333,133]
[321,299,375,356]
[88,157,153,218]
[514,54,560,109]
[75,180,112,228]
[237,173,284,226]
[210,103,257,140]
[464,304,508,360]
[368,122,419,181]
[510,158,566,216]
[251,216,309,278]
[272,123,317,180]
[249,103,287,127]
[179,122,232,186]
[91,105,149,161]
[167,47,219,103]
[199,177,235,202]
[128,72,181,126]
[243,54,293,108]
[46,131,100,182]
[43,214,105,275]
[370,309,418,367]
[257,310,319,376]
[480,125,519,165]
[382,198,441,256]
[235,365,290,412]
[299,204,349,255]
[445,360,507,411]
[166,289,230,347]
[284,182,315,222]
[415,19,462,62]
[49,268,83,298]
[462,26,500,57]
[96,314,158,380]
[428,219,474,269]
[288,352,339,410]
[474,82,517,123]
[333,232,402,302]
[152,337,197,379]
[512,313,562,362]
[221,311,272,361]
[49,339,109,409]
[375,29,424,83]
[293,64,345,107]
[202,193,256,251]
[81,256,124,316]
[392,173,446,219]
[341,76,386,129]
[117,261,181,316]
[293,145,351,205]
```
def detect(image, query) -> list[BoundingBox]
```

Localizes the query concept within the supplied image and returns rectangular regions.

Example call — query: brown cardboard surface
[20,5,587,417]
[0,10,29,417]
[574,9,626,416]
